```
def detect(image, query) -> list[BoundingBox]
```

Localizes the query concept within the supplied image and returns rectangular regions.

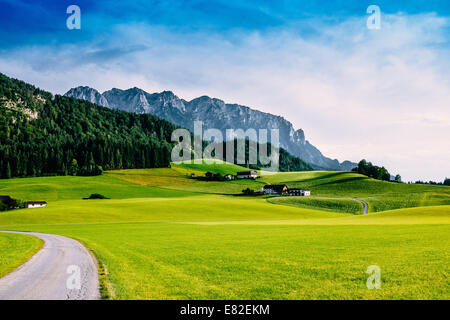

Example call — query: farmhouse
[288,188,311,197]
[26,201,47,208]
[262,185,288,195]
[237,170,258,180]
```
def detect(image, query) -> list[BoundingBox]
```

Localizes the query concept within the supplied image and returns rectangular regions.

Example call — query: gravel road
[353,198,369,215]
[0,231,100,300]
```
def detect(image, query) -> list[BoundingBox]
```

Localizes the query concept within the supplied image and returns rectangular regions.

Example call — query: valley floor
[0,164,449,299]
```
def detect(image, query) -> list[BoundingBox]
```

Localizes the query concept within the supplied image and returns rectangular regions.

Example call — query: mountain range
[0,72,312,178]
[65,86,357,170]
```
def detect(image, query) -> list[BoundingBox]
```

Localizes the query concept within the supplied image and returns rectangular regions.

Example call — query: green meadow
[268,196,363,214]
[0,232,43,278]
[0,163,449,299]
[262,170,450,212]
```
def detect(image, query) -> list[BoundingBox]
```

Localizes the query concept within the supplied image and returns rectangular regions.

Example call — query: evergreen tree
[5,161,11,179]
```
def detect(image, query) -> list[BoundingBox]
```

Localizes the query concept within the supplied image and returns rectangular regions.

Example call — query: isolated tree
[394,174,402,183]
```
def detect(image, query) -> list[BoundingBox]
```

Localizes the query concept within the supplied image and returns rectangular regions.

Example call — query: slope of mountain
[65,86,356,170]
[0,73,312,178]
[0,74,178,178]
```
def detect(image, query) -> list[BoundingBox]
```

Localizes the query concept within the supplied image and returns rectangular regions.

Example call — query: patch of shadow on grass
[312,176,369,187]
[287,171,351,184]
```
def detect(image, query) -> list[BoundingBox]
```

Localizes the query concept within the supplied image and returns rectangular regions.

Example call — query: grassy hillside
[261,171,450,196]
[0,232,43,278]
[171,160,249,175]
[0,174,196,201]
[0,167,449,299]
[0,196,348,227]
[360,192,450,212]
[261,171,450,212]
[106,167,264,195]
[2,165,448,209]
[268,196,363,214]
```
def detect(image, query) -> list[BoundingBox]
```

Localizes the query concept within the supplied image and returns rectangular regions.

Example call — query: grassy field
[268,196,363,214]
[0,174,196,201]
[0,232,43,278]
[360,192,450,212]
[260,171,450,212]
[106,167,264,195]
[172,160,250,175]
[0,165,449,299]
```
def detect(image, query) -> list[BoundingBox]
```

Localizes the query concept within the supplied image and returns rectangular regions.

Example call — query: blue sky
[0,0,449,181]
[1,0,449,47]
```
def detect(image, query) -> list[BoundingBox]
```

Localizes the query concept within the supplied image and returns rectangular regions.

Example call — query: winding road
[353,198,368,215]
[0,231,100,300]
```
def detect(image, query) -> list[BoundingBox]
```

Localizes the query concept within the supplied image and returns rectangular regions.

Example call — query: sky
[0,0,449,181]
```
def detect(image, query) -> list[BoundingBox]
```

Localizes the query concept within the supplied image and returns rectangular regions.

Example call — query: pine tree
[5,161,11,179]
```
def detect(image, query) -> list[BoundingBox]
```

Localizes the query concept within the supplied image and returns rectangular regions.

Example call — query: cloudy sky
[0,0,449,181]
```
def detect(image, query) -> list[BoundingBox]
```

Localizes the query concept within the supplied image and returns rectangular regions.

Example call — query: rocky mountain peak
[65,86,108,108]
[64,86,356,170]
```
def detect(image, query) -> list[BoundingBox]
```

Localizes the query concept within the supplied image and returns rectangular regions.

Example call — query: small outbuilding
[26,201,47,209]
[236,170,258,180]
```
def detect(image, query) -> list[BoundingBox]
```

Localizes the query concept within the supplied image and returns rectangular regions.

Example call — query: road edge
[0,233,44,279]
[0,230,102,300]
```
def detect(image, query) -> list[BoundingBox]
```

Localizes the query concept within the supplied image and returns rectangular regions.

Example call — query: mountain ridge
[0,72,312,178]
[65,86,357,171]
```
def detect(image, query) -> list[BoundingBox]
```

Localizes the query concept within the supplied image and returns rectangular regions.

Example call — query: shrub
[85,193,109,199]
[242,188,255,195]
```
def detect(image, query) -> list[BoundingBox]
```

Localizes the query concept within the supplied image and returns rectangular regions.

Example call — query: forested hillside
[0,73,311,178]
[0,73,176,178]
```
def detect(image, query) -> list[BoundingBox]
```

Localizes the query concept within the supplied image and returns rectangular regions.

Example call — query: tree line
[352,159,449,186]
[352,159,397,182]
[411,178,450,186]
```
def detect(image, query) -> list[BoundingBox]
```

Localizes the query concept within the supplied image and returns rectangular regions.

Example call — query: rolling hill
[0,165,448,299]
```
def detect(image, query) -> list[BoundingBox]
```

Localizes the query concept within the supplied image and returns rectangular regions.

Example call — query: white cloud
[0,13,449,181]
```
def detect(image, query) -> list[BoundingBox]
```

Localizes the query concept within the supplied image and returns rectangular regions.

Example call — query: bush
[0,202,8,211]
[242,188,255,195]
[0,197,25,211]
[85,193,109,199]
